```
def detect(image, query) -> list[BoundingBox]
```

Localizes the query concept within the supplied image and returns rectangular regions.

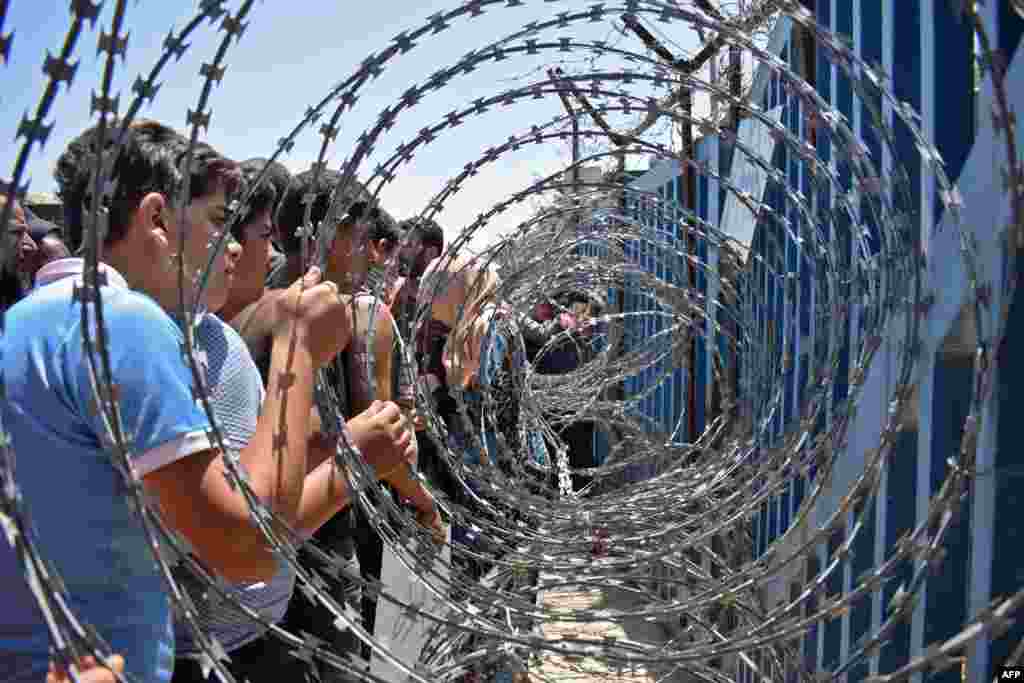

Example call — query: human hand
[400,419,419,468]
[46,655,124,683]
[415,506,446,546]
[348,401,416,479]
[558,312,578,330]
[533,301,554,322]
[272,267,352,368]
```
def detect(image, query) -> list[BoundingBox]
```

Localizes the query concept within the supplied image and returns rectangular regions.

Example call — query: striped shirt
[172,314,297,657]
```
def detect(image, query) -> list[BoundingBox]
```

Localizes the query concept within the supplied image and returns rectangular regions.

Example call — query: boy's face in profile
[398,236,420,276]
[171,186,238,313]
[399,233,437,279]
[237,207,275,283]
[326,218,369,289]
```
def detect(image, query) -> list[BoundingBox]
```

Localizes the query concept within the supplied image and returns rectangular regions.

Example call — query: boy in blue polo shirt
[0,120,360,683]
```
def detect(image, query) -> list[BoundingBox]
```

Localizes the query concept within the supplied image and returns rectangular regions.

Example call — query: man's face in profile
[398,236,420,277]
[29,233,70,282]
[326,219,370,289]
[1,197,37,279]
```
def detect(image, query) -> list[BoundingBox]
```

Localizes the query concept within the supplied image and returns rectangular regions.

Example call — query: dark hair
[400,217,444,252]
[276,169,369,256]
[366,207,401,248]
[564,291,590,306]
[233,158,292,241]
[560,289,604,313]
[243,158,292,205]
[54,119,241,253]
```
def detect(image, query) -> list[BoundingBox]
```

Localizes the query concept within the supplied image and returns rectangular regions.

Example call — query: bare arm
[293,439,352,537]
[347,297,394,410]
[371,302,394,405]
[145,270,343,582]
[351,300,435,514]
[230,291,280,360]
[294,401,415,536]
[145,325,316,582]
[306,409,335,473]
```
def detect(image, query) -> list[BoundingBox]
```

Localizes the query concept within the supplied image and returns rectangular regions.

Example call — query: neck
[282,253,305,284]
[220,250,269,320]
[106,245,197,318]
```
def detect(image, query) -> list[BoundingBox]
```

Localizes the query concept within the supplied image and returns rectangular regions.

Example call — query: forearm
[307,427,337,473]
[241,330,315,528]
[347,349,379,413]
[373,323,394,405]
[293,450,353,536]
[296,427,421,535]
[384,465,434,512]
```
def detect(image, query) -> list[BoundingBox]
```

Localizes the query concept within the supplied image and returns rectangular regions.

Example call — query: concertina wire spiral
[0,1,1022,682]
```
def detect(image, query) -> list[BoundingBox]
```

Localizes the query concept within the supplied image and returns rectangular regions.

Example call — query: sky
[0,1,706,252]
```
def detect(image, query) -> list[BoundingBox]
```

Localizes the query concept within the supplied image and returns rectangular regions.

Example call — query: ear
[135,192,170,244]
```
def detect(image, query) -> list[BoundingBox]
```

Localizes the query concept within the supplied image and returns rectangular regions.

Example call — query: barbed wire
[0,1,1020,682]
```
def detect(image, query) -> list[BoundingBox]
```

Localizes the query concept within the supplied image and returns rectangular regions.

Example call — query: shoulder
[199,314,261,367]
[353,294,395,325]
[9,277,174,328]
[73,287,187,361]
[212,313,251,350]
[105,288,184,341]
[354,292,389,311]
[231,291,283,342]
[201,311,240,339]
[196,314,264,437]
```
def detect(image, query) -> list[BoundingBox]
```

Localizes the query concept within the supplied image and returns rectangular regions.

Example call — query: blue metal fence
[740,3,1023,681]
[594,1,1024,679]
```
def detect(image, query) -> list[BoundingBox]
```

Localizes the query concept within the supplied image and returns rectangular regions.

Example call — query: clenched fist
[348,400,417,480]
[47,655,124,683]
[416,506,447,546]
[273,267,353,368]
[558,312,578,331]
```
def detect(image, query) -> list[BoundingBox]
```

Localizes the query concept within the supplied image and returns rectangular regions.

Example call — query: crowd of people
[0,118,601,683]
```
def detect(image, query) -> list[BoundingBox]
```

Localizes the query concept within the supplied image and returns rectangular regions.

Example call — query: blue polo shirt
[0,259,213,683]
